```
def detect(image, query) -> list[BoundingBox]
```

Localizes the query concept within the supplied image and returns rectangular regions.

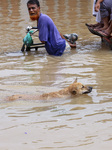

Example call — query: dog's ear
[74,78,77,83]
[69,86,77,95]
[69,83,77,95]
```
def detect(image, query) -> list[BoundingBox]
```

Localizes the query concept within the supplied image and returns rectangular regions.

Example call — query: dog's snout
[88,86,93,92]
[89,86,93,90]
[83,86,93,94]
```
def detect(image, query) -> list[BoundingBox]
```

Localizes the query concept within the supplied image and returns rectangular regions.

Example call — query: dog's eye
[82,85,84,88]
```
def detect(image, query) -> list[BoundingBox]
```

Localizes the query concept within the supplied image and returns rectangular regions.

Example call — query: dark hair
[27,0,40,7]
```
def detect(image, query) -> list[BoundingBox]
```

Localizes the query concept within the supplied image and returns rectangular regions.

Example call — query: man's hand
[68,42,76,48]
[60,32,76,48]
[95,2,100,12]
[95,0,104,12]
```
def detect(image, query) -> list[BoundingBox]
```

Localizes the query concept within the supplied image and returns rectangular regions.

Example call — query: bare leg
[104,21,112,35]
[95,16,109,31]
[93,22,104,29]
[87,22,100,27]
[98,21,112,37]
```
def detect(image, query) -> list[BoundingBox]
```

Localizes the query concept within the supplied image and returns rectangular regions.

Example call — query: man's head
[27,0,40,7]
[27,0,40,21]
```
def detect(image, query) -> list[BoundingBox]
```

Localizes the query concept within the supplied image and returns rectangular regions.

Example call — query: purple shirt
[37,13,66,56]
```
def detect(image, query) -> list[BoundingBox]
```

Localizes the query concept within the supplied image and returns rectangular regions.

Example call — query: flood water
[0,0,112,150]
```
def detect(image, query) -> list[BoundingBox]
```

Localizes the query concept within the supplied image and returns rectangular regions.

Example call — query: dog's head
[68,78,92,95]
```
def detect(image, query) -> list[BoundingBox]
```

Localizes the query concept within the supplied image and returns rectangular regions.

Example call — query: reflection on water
[0,0,112,150]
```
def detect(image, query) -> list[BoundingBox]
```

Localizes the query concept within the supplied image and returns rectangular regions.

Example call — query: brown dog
[7,79,92,101]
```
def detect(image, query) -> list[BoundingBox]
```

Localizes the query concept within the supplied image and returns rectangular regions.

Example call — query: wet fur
[7,79,92,101]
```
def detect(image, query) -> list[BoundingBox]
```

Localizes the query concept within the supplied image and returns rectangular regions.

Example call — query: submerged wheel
[35,48,38,51]
[26,47,31,51]
[21,44,25,52]
[110,44,112,50]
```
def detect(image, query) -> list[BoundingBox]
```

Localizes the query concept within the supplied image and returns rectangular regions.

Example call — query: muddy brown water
[0,0,112,150]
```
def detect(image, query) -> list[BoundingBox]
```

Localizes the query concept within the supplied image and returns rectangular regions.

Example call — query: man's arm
[60,33,76,48]
[95,0,104,12]
[41,41,45,44]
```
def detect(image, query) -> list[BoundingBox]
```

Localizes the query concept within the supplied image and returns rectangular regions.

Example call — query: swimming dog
[7,79,92,101]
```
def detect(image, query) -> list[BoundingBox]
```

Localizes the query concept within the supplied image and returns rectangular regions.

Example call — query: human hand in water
[69,42,76,48]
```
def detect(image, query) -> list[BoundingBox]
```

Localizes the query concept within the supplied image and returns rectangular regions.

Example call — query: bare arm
[97,0,104,2]
[95,0,104,12]
[60,32,76,48]
[41,41,45,44]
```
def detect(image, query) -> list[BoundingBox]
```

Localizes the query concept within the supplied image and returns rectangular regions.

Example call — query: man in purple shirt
[27,0,76,56]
